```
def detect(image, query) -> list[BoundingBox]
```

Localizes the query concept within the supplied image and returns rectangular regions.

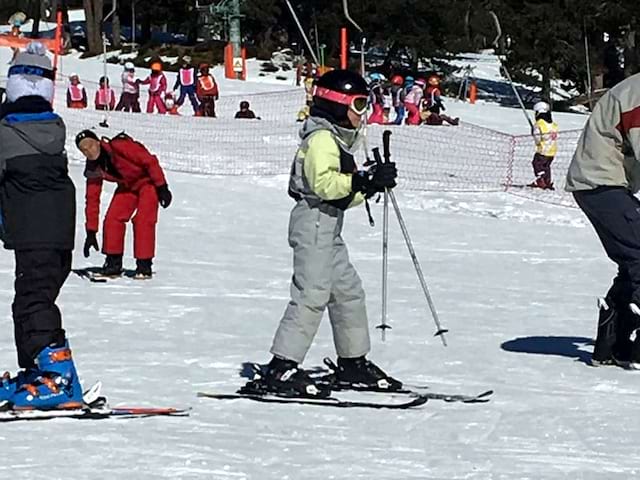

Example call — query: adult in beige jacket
[566,72,640,369]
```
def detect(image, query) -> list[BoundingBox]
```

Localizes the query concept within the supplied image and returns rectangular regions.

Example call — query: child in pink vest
[94,76,116,111]
[405,79,425,125]
[66,73,87,109]
[140,62,167,114]
[173,58,199,114]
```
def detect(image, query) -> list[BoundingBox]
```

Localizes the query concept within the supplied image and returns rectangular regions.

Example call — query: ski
[327,383,493,403]
[72,268,108,283]
[73,268,141,282]
[197,391,428,410]
[316,359,494,404]
[0,382,189,422]
[241,361,493,404]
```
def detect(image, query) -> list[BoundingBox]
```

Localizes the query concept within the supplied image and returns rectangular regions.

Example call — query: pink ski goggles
[314,87,368,115]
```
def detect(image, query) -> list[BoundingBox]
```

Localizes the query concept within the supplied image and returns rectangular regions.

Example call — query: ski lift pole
[100,0,118,128]
[489,10,535,135]
[342,0,365,76]
[284,0,319,65]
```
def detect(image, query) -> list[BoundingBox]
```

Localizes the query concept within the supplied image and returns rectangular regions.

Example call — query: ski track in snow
[0,167,637,479]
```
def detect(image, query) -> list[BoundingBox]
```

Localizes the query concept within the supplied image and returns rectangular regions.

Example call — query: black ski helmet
[240,100,250,110]
[312,69,368,127]
[315,69,368,96]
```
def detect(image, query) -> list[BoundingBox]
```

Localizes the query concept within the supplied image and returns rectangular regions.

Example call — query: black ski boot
[625,304,640,370]
[100,254,123,278]
[332,356,403,392]
[609,304,638,368]
[592,298,618,365]
[134,259,153,280]
[258,356,330,398]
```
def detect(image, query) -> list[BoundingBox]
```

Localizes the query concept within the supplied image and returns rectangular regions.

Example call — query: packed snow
[0,44,634,479]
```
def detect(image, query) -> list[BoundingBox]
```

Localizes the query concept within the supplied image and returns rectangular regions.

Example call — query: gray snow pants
[270,200,371,364]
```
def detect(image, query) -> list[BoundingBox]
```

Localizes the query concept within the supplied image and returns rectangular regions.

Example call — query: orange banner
[0,35,57,51]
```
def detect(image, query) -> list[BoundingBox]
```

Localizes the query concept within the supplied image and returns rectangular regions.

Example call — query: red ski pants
[102,184,159,259]
[147,93,166,114]
[405,103,421,125]
[368,104,385,124]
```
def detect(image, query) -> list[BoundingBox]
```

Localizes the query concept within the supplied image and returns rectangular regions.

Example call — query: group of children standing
[368,74,459,127]
[66,57,220,117]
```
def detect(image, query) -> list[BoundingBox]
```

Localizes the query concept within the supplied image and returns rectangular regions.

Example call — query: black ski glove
[157,184,173,209]
[83,230,99,258]
[352,162,398,197]
[352,171,376,199]
[370,162,398,191]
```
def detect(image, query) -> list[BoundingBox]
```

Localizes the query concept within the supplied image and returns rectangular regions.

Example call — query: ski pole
[372,143,449,347]
[375,131,392,341]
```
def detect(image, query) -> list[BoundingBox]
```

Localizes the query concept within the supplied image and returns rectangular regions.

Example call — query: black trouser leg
[12,249,70,368]
[574,188,640,349]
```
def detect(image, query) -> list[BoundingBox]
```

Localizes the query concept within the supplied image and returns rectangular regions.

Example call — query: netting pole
[504,136,516,191]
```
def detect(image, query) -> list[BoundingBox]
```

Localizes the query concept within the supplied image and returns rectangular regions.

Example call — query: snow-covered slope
[0,166,634,479]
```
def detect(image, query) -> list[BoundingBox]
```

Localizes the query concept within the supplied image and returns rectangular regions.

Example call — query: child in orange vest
[196,64,219,117]
[66,73,87,109]
[94,76,116,111]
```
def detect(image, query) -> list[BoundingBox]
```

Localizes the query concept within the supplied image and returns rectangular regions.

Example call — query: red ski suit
[85,134,167,260]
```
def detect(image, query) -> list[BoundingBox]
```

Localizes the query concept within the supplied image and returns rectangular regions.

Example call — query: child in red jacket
[75,130,173,279]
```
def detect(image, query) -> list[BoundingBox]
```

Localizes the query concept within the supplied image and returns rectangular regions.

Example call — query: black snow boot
[334,356,403,392]
[592,298,618,366]
[260,356,330,398]
[100,254,123,277]
[134,258,153,280]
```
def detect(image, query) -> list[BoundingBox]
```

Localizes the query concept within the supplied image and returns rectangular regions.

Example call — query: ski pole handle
[372,147,383,166]
[382,130,392,163]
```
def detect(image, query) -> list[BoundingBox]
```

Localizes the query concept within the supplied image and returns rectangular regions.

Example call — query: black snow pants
[13,249,70,368]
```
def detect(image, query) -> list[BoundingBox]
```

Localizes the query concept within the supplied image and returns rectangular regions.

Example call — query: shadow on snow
[501,335,594,365]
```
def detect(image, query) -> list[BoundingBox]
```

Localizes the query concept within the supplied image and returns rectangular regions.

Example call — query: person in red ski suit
[75,130,173,279]
[66,73,87,109]
[140,62,167,114]
[94,76,116,111]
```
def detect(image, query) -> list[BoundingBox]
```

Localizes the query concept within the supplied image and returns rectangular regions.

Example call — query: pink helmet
[415,78,427,88]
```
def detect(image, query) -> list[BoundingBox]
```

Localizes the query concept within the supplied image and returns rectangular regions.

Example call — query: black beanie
[75,129,99,148]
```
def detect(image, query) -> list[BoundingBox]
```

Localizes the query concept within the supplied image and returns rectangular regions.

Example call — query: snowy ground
[0,165,638,479]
